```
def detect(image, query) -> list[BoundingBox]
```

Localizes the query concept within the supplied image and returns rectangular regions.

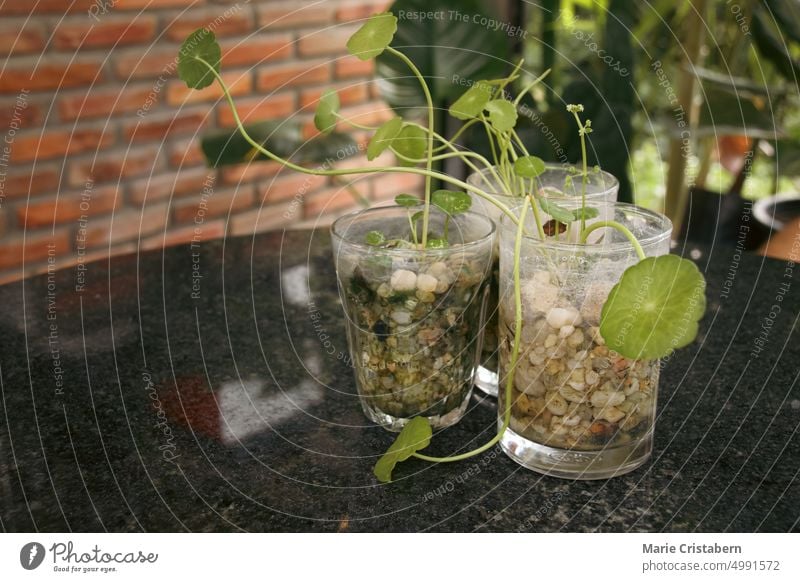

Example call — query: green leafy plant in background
[177,13,706,483]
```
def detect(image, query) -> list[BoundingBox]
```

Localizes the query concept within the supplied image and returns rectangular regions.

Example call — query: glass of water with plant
[176,11,707,480]
[332,203,494,430]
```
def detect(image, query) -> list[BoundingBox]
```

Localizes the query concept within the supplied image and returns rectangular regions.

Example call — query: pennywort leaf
[177,28,222,90]
[431,189,471,215]
[600,255,707,360]
[425,238,448,249]
[346,12,398,61]
[392,124,427,164]
[367,117,403,161]
[314,89,340,135]
[538,198,575,224]
[485,99,517,132]
[514,156,546,178]
[365,231,385,246]
[572,207,599,221]
[373,416,432,483]
[449,81,494,120]
[395,193,422,207]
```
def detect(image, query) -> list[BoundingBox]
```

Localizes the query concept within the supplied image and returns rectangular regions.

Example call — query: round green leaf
[538,198,575,224]
[572,207,600,221]
[514,156,546,178]
[425,238,448,249]
[365,231,386,246]
[346,12,398,61]
[391,124,427,164]
[177,28,222,90]
[600,255,707,360]
[395,193,422,207]
[431,189,472,215]
[367,117,403,161]
[485,99,517,131]
[449,81,493,120]
[314,89,340,135]
[373,416,432,483]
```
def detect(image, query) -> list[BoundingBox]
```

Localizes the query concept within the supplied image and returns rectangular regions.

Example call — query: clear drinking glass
[331,206,496,431]
[497,201,671,479]
[466,164,619,397]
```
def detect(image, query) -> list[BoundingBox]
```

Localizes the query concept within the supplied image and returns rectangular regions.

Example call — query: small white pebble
[529,352,546,366]
[522,380,546,396]
[391,310,412,324]
[427,261,453,281]
[591,390,625,408]
[559,325,575,338]
[598,406,625,423]
[416,273,438,293]
[546,393,568,416]
[546,306,582,329]
[567,328,585,347]
[391,269,417,292]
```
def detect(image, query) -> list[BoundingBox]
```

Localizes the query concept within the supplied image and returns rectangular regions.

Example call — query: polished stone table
[0,229,797,532]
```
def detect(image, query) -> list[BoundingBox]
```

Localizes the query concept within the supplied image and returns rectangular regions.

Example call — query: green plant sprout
[176,12,707,483]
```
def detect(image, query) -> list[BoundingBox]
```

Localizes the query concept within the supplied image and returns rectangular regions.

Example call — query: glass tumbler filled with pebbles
[332,206,496,431]
[497,201,672,478]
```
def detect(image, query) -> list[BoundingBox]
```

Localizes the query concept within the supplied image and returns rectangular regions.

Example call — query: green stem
[497,58,524,96]
[570,110,589,232]
[510,129,531,157]
[332,112,377,131]
[194,56,520,226]
[529,195,545,239]
[387,46,434,247]
[408,212,418,246]
[395,147,507,198]
[512,69,551,106]
[333,112,500,189]
[579,220,646,260]
[332,113,475,166]
[413,197,529,464]
[432,118,479,152]
[392,147,495,176]
[482,116,500,168]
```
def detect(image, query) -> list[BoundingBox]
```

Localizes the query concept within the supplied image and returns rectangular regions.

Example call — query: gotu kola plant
[176,12,707,482]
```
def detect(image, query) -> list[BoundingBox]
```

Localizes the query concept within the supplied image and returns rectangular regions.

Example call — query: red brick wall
[0,0,422,283]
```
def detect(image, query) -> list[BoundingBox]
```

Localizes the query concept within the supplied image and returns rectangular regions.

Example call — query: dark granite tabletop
[0,228,797,532]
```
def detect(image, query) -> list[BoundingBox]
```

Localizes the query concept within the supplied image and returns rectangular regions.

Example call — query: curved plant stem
[513,69,551,106]
[431,118,479,152]
[391,148,488,166]
[412,198,530,464]
[331,113,497,181]
[392,147,504,193]
[332,113,377,131]
[195,56,521,225]
[497,58,524,96]
[579,220,646,260]
[386,46,434,247]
